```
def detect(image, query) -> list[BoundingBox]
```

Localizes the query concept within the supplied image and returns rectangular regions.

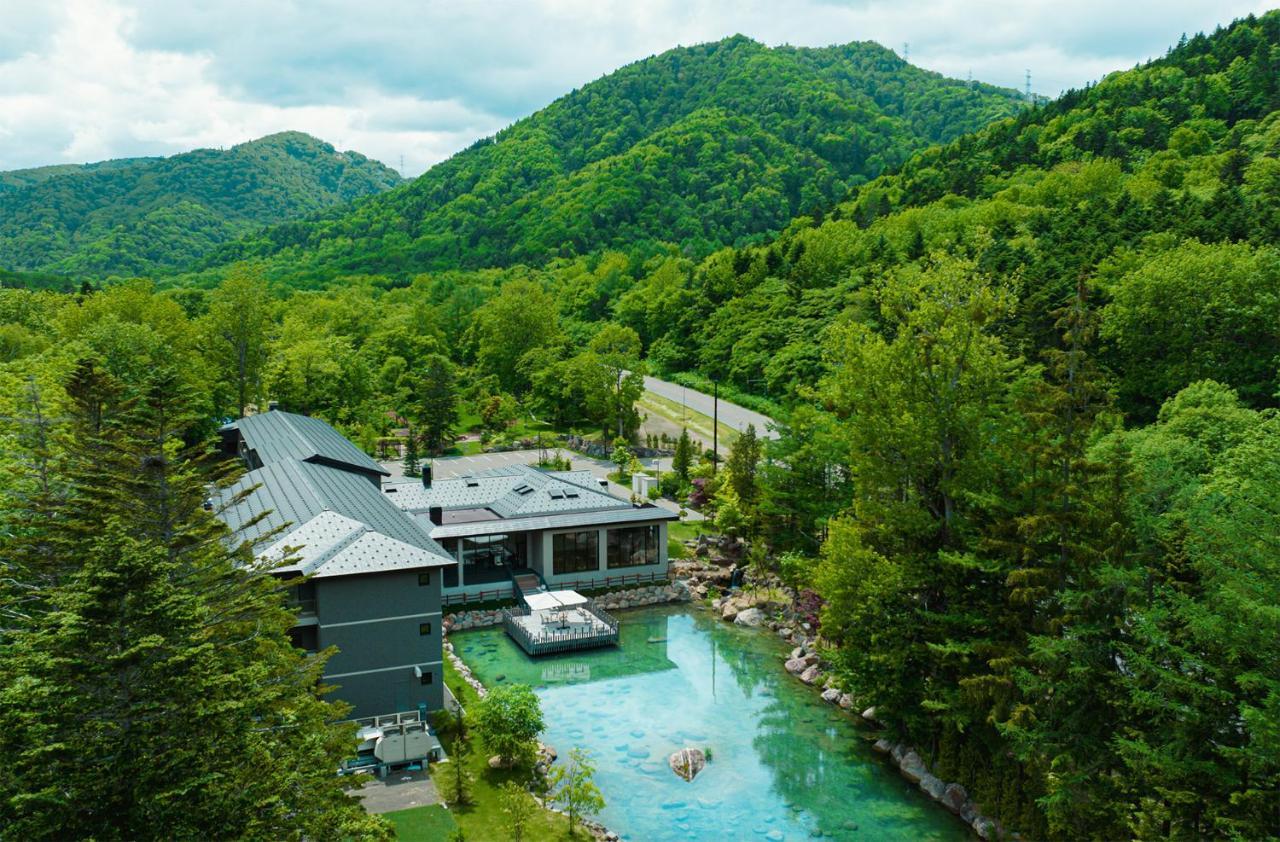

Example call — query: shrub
[474,684,544,768]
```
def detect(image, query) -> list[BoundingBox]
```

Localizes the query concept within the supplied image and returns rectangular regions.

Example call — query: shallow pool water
[453,605,966,841]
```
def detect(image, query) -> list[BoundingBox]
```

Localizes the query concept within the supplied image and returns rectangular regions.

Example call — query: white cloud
[0,0,1272,175]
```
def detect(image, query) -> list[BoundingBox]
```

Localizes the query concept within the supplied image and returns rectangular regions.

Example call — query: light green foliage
[0,132,399,276]
[610,439,632,474]
[584,323,645,438]
[471,280,562,394]
[499,780,537,842]
[548,747,606,835]
[473,684,545,768]
[202,264,273,417]
[1101,241,1280,415]
[206,39,1022,280]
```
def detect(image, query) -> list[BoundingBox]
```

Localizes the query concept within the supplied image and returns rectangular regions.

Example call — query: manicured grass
[385,804,457,840]
[668,537,690,559]
[442,439,484,457]
[668,520,711,543]
[432,657,587,840]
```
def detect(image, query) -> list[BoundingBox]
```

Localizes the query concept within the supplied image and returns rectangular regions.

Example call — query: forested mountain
[3,12,1280,841]
[633,15,1280,416]
[203,36,1023,279]
[0,132,401,277]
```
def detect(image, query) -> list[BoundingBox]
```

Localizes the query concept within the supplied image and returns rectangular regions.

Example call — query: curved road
[642,375,779,439]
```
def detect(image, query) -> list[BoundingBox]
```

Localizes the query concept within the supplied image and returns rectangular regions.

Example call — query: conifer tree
[0,363,390,840]
[672,428,694,481]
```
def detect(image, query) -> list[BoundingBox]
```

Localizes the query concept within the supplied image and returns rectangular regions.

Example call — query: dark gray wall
[315,568,444,717]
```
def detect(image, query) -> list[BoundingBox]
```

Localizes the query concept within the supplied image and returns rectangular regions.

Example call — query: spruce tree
[0,363,390,840]
[672,428,693,480]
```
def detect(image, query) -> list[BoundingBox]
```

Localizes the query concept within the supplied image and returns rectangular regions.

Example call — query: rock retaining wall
[443,582,691,632]
[682,560,1012,841]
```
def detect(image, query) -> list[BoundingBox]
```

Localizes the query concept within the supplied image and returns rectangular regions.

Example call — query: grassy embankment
[387,657,583,840]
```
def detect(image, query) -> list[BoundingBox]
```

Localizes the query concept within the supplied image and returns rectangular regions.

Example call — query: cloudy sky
[0,0,1270,176]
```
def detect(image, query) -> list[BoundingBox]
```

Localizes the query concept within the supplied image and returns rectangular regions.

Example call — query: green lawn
[668,520,710,543]
[430,657,589,840]
[385,804,457,840]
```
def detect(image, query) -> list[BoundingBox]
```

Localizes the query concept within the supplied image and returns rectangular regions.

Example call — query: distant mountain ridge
[203,36,1025,281]
[0,132,402,277]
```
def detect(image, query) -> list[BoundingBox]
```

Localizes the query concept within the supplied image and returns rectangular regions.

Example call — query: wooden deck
[502,601,620,656]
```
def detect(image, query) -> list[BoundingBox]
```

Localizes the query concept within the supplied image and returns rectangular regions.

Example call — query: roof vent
[514,484,533,495]
[548,489,565,499]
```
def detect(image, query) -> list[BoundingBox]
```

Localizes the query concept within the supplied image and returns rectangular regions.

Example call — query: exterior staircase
[511,568,545,603]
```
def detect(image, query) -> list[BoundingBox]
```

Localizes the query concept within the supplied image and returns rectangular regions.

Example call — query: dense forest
[2,11,1280,841]
[196,36,1024,280]
[0,132,401,277]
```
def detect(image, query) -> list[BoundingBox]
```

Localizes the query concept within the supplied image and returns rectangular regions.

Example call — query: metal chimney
[422,464,432,488]
[428,506,443,526]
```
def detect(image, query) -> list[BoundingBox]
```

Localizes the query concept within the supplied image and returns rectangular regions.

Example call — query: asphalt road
[642,375,779,439]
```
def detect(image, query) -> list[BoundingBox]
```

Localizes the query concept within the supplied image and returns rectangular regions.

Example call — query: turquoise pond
[453,605,967,841]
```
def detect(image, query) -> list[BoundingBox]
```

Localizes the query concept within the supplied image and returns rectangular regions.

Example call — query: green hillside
[204,36,1023,280]
[644,14,1280,419]
[0,132,402,277]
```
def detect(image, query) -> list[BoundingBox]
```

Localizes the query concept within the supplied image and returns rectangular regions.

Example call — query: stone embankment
[678,539,1012,841]
[442,582,690,632]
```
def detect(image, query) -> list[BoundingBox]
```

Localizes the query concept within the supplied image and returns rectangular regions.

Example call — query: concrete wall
[315,568,443,718]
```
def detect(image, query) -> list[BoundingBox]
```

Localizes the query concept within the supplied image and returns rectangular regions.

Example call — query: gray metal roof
[265,512,450,578]
[423,504,676,540]
[385,464,627,519]
[216,459,452,568]
[224,410,389,477]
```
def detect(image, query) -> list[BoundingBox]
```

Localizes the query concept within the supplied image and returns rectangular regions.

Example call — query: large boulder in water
[668,748,707,782]
[734,607,765,627]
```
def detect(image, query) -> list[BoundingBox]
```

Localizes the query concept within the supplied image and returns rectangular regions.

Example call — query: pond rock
[941,783,968,814]
[668,748,707,782]
[734,607,765,627]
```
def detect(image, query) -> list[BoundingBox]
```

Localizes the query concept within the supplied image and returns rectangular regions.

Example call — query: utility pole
[399,154,405,177]
[1025,69,1033,104]
[712,380,719,476]
[902,42,909,62]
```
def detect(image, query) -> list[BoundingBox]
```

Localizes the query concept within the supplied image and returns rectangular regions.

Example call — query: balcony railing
[501,599,620,656]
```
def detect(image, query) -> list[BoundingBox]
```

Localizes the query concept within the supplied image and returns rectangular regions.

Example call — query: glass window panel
[552,530,598,575]
[607,524,660,569]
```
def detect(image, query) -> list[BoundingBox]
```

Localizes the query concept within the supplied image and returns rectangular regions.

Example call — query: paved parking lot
[351,767,441,814]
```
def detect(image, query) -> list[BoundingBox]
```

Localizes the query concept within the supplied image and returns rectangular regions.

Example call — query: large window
[553,530,598,575]
[608,525,660,569]
[460,533,524,585]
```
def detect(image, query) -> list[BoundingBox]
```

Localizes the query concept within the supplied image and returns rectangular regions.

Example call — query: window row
[551,525,661,575]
